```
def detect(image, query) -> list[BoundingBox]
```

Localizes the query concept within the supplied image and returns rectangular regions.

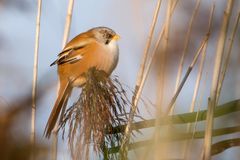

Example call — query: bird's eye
[105,34,114,45]
[105,39,110,45]
[107,34,113,39]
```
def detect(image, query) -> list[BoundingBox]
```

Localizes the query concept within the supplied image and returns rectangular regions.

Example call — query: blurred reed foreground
[0,0,240,160]
[0,87,49,160]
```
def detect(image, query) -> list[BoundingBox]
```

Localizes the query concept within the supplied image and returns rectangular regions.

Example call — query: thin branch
[152,1,173,159]
[155,0,172,111]
[62,0,75,48]
[192,66,211,138]
[183,4,215,159]
[203,1,234,159]
[172,0,202,114]
[31,0,42,159]
[166,34,209,114]
[120,0,162,158]
[216,12,240,103]
[137,0,179,110]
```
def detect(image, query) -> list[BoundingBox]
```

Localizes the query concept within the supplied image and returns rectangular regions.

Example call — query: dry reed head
[60,67,130,159]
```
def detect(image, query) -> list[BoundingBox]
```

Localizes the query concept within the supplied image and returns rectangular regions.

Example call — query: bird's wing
[50,48,83,66]
[50,41,93,66]
[50,33,94,66]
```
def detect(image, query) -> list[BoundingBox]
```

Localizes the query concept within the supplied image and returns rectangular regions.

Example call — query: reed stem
[203,1,234,159]
[216,12,240,103]
[172,0,202,114]
[120,0,163,158]
[52,0,75,160]
[31,0,42,159]
[183,4,215,159]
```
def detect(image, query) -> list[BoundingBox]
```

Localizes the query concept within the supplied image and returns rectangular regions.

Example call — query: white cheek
[107,40,119,56]
[105,40,119,73]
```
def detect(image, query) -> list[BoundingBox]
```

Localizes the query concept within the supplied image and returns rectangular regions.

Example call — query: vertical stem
[153,1,172,159]
[31,0,42,159]
[156,0,172,112]
[62,0,75,48]
[139,2,179,160]
[120,0,162,158]
[139,0,179,106]
[135,0,162,86]
[203,1,234,159]
[138,0,179,115]
[51,136,58,160]
[52,0,75,160]
[216,12,240,103]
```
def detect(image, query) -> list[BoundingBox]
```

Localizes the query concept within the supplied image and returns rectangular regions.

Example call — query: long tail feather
[44,81,72,138]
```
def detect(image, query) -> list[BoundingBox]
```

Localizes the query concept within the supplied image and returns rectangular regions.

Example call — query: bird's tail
[44,80,72,138]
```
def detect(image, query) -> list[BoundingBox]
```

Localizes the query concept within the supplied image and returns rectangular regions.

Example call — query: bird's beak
[112,34,120,41]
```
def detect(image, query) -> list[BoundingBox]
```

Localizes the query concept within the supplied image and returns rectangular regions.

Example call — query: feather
[44,80,72,138]
[50,45,86,66]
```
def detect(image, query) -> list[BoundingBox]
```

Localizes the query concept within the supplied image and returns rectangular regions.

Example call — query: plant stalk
[203,1,234,159]
[31,0,42,159]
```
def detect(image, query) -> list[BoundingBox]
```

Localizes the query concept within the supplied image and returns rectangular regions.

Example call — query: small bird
[44,27,120,138]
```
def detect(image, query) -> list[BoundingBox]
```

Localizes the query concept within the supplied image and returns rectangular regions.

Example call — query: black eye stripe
[97,28,115,45]
[100,30,114,38]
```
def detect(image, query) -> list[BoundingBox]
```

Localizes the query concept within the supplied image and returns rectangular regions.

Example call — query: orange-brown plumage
[45,27,119,138]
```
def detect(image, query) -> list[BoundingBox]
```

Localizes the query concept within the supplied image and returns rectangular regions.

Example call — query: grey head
[88,26,118,45]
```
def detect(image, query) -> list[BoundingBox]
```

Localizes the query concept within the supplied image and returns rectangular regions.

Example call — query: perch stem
[31,0,42,159]
[203,1,234,159]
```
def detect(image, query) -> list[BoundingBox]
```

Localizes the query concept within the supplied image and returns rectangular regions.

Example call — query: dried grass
[59,68,130,160]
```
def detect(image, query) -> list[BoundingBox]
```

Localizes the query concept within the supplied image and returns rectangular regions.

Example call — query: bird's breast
[102,40,119,74]
[59,40,119,87]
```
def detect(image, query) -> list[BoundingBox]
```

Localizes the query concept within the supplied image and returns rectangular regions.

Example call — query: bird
[44,27,120,138]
